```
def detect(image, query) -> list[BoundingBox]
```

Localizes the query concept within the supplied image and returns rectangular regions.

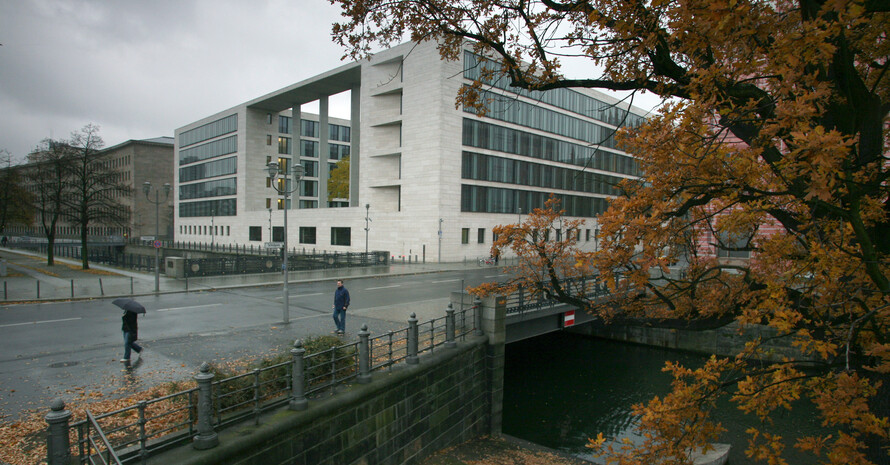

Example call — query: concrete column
[45,399,72,465]
[318,96,330,206]
[349,84,361,206]
[481,295,506,436]
[193,362,219,450]
[357,324,372,383]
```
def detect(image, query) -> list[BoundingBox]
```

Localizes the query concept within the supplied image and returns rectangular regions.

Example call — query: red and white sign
[563,310,575,327]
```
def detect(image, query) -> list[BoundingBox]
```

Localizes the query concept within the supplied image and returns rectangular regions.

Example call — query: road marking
[430,279,461,283]
[0,317,82,328]
[484,275,501,278]
[365,284,401,290]
[156,304,222,312]
[273,293,323,300]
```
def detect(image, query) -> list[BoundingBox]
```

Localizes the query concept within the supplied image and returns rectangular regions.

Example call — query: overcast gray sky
[0,0,661,163]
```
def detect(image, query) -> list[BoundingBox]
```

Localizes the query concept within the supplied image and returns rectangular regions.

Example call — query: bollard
[99,278,104,296]
[357,324,371,383]
[445,303,456,348]
[45,399,72,465]
[37,280,40,299]
[474,297,483,335]
[130,277,134,295]
[407,313,419,364]
[193,362,219,449]
[289,339,308,410]
[70,280,74,298]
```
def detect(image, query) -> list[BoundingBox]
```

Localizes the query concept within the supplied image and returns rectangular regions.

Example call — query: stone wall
[148,337,491,465]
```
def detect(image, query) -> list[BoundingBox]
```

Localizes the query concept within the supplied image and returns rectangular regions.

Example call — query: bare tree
[0,149,33,238]
[28,140,71,266]
[62,124,132,270]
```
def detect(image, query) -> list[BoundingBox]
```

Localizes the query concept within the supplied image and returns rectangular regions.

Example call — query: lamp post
[268,208,273,241]
[438,218,443,263]
[210,206,215,249]
[364,204,371,255]
[267,161,304,324]
[143,181,171,293]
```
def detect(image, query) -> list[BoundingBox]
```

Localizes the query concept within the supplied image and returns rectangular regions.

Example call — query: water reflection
[503,332,824,464]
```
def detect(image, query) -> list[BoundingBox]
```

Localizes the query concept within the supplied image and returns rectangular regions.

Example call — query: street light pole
[438,218,443,263]
[143,181,171,293]
[268,208,272,240]
[364,203,371,255]
[267,161,304,324]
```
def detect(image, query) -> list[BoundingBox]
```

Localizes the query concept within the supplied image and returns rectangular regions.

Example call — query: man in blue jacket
[332,279,350,335]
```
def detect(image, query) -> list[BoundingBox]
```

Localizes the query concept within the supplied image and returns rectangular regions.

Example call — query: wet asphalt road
[0,268,506,420]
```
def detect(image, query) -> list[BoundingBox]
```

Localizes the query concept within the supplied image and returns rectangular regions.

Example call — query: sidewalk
[0,247,491,303]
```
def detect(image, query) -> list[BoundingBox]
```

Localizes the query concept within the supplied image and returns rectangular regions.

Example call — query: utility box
[166,257,185,278]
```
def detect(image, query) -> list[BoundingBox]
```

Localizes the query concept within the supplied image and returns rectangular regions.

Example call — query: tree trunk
[80,224,89,270]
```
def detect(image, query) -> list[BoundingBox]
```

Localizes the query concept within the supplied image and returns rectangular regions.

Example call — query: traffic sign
[153,240,162,249]
[563,310,575,327]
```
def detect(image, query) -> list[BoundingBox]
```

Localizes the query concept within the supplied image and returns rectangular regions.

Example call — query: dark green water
[503,332,825,464]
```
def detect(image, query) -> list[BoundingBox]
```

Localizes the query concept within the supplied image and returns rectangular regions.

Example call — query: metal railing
[52,303,480,464]
[502,275,614,314]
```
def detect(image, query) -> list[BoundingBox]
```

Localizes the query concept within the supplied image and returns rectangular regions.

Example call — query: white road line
[365,284,401,290]
[430,279,461,283]
[484,275,502,278]
[273,293,324,300]
[156,304,222,312]
[0,317,82,328]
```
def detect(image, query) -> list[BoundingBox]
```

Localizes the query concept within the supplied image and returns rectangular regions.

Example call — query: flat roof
[245,61,362,112]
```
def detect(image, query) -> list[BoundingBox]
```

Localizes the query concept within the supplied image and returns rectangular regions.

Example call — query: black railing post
[407,313,419,364]
[45,399,72,465]
[289,339,308,410]
[445,303,456,348]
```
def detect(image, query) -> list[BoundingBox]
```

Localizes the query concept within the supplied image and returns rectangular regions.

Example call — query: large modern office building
[174,40,647,262]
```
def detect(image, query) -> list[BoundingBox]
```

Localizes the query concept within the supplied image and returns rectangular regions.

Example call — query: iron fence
[61,304,479,464]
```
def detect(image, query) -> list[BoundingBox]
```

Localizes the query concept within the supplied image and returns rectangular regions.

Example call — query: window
[278,137,291,155]
[478,228,485,244]
[227,226,230,236]
[493,231,499,243]
[272,226,284,242]
[266,198,271,208]
[585,229,591,241]
[267,113,272,124]
[299,227,316,244]
[331,227,351,246]
[717,230,752,259]
[461,228,470,244]
[266,134,272,145]
[278,115,291,134]
[249,226,261,241]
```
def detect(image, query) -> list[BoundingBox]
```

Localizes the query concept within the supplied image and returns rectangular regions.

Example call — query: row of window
[459,226,601,244]
[179,156,237,183]
[462,151,624,196]
[179,177,237,200]
[461,184,611,218]
[179,199,236,217]
[179,135,237,166]
[462,118,640,176]
[246,226,352,246]
[276,116,352,142]
[180,224,231,237]
[180,114,238,148]
[466,89,620,150]
[463,52,645,128]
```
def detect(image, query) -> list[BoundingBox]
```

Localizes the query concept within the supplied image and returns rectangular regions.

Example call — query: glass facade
[463,119,639,176]
[461,185,610,218]
[180,199,236,217]
[179,156,237,182]
[180,114,238,147]
[179,178,237,200]
[462,152,624,196]
[463,52,645,128]
[179,135,237,165]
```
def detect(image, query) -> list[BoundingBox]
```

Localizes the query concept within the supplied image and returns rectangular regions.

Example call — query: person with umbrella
[114,298,144,363]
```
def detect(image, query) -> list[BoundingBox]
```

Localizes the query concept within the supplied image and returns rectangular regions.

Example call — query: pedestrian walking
[332,279,350,335]
[1,236,7,247]
[121,308,143,363]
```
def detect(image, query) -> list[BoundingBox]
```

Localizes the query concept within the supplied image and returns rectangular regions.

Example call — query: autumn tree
[328,156,350,200]
[332,1,890,464]
[28,140,72,266]
[62,124,132,270]
[0,150,33,237]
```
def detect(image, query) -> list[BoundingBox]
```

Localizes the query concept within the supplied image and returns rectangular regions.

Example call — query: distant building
[7,137,174,240]
[174,40,648,261]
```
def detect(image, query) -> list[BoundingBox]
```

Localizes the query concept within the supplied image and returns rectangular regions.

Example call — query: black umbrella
[113,298,146,314]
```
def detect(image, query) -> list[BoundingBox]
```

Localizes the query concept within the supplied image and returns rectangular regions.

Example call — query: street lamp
[268,208,273,241]
[267,160,304,324]
[364,203,371,255]
[438,218,443,263]
[143,181,171,293]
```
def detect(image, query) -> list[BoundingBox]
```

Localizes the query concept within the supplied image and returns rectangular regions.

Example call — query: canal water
[503,332,825,464]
